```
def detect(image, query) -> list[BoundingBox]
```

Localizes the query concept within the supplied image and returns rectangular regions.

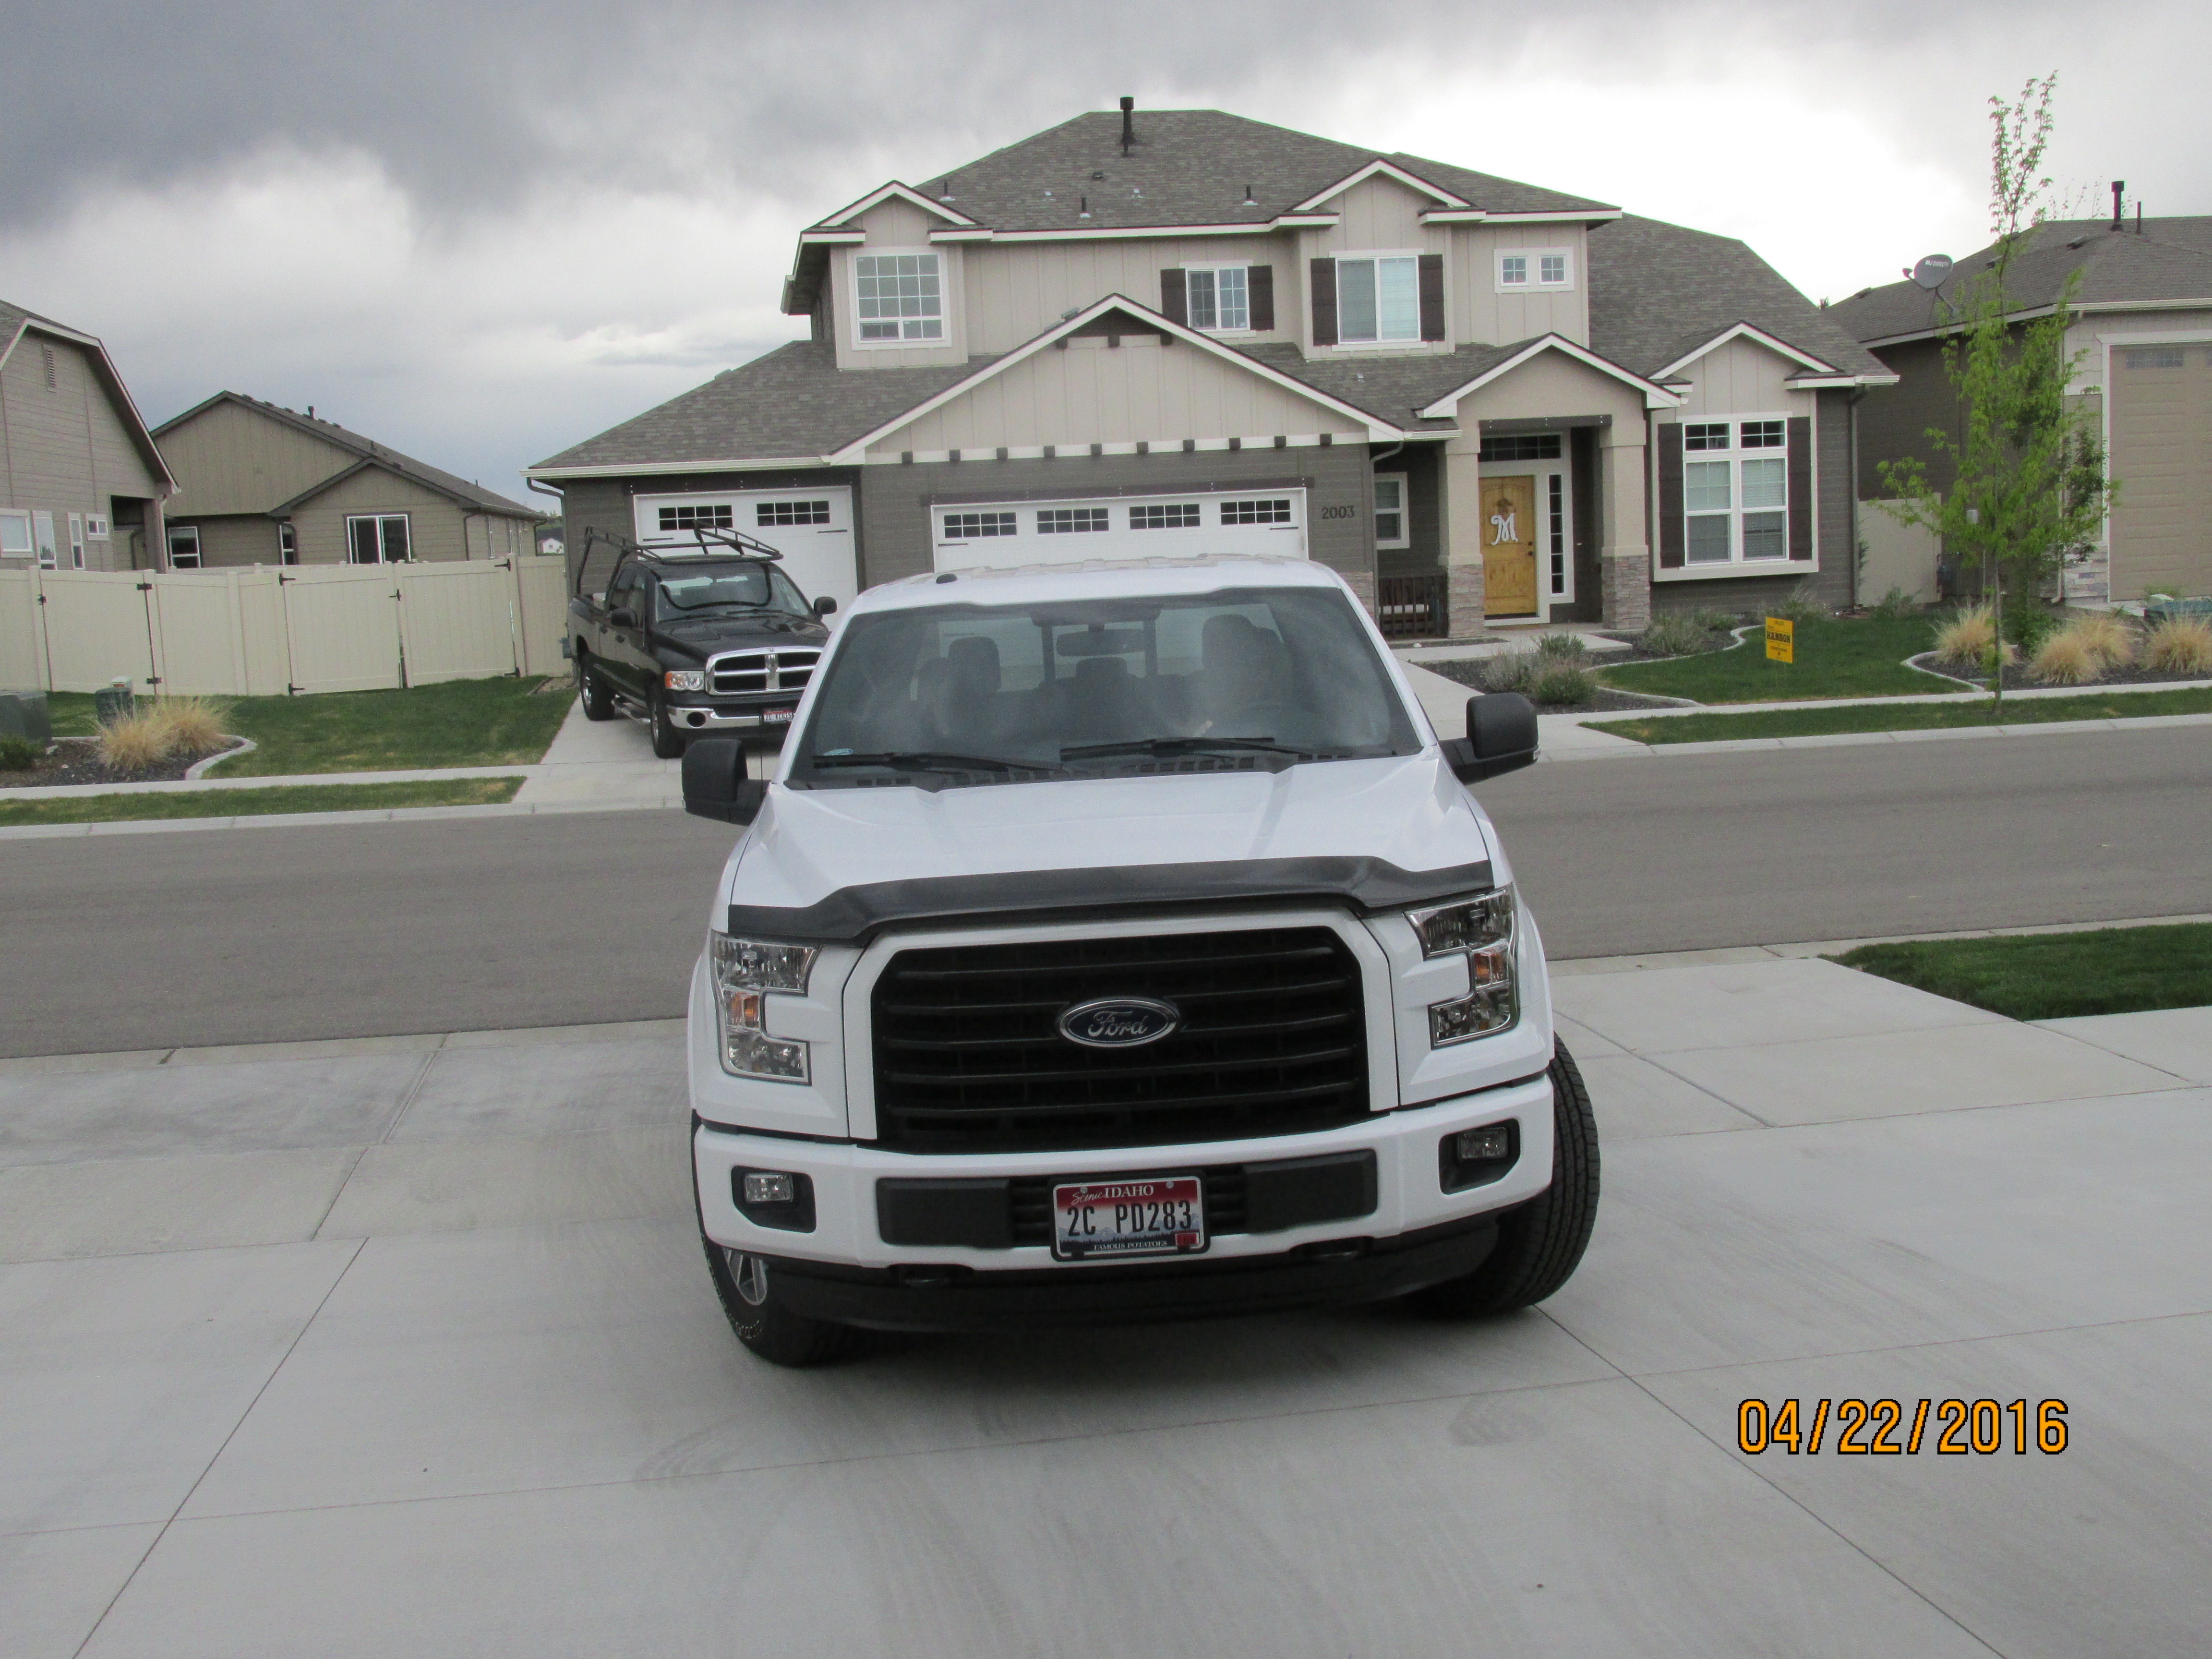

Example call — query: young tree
[1877,73,2117,709]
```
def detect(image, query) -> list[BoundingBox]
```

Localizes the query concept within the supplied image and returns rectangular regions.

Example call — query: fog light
[743,1172,796,1205]
[1455,1125,1512,1163]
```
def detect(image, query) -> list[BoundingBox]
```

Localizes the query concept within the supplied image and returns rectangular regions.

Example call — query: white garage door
[932,488,1307,572]
[632,487,857,608]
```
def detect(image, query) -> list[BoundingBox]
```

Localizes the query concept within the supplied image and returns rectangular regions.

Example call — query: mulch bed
[1419,658,1685,713]
[1907,652,2212,692]
[1593,631,1747,665]
[0,736,246,790]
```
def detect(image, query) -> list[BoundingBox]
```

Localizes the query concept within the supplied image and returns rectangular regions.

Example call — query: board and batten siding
[0,335,164,571]
[1456,226,1589,350]
[2107,339,2212,599]
[964,234,1296,356]
[156,399,352,518]
[865,334,1364,456]
[831,199,971,371]
[1666,337,1815,419]
[1296,177,1453,360]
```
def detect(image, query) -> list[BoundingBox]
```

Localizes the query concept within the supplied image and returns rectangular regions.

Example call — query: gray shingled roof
[531,342,990,470]
[828,110,1616,236]
[1587,215,1894,380]
[1828,216,2212,344]
[1238,340,1525,431]
[154,391,535,516]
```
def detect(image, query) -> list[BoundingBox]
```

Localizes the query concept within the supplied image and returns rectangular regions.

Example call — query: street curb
[0,794,685,840]
[1541,709,2212,761]
[1549,912,2212,977]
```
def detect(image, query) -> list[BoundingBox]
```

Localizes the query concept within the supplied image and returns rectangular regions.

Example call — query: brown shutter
[1310,258,1337,346]
[1658,424,1686,569]
[1247,264,1274,331]
[1159,268,1188,326]
[1787,415,1814,560]
[1418,253,1446,341]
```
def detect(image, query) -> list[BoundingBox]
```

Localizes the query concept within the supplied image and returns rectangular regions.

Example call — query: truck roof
[854,555,1346,616]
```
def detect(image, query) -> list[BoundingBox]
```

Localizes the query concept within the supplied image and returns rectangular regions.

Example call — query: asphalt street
[4,724,2208,1057]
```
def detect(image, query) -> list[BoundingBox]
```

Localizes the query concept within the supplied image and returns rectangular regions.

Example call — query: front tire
[578,655,614,721]
[649,695,688,759]
[701,1232,862,1368]
[1411,1040,1600,1317]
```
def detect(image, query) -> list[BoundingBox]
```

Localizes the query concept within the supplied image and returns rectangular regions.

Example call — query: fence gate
[37,572,159,692]
[146,571,252,696]
[279,568,403,693]
[397,562,521,684]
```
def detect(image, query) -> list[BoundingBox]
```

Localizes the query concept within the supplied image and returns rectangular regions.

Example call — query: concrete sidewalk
[7,958,2209,1657]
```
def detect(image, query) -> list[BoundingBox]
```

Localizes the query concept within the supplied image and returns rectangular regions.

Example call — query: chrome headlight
[1406,888,1516,1046]
[710,931,817,1082]
[664,670,707,691]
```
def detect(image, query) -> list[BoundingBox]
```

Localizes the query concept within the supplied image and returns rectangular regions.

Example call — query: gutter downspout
[1847,386,1868,607]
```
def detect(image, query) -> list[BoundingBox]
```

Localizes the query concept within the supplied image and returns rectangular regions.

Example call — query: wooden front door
[1481,475,1539,617]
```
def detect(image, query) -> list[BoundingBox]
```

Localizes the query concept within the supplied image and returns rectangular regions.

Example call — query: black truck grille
[870,927,1370,1153]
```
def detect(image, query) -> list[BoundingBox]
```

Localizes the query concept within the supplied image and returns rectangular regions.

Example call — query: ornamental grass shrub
[2028,630,2101,685]
[97,712,173,772]
[94,696,234,772]
[1533,632,1588,661]
[1931,606,2018,668]
[0,735,39,770]
[152,696,230,754]
[1770,581,1827,624]
[2058,612,2136,667]
[1873,585,1922,619]
[1639,613,1719,658]
[2145,615,2212,673]
[1529,661,1597,707]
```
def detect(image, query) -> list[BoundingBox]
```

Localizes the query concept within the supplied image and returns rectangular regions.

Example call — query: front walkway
[7,957,2208,1657]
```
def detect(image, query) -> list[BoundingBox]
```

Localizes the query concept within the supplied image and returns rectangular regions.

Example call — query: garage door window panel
[1038,508,1110,534]
[942,511,1017,540]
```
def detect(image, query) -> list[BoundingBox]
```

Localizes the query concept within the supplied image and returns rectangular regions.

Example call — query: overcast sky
[3,0,2202,506]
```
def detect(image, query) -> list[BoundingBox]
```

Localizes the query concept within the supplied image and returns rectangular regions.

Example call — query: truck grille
[706,648,820,697]
[870,927,1370,1153]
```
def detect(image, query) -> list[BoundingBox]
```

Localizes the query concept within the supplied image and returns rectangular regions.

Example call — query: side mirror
[608,606,638,629]
[812,595,837,616]
[682,739,769,825]
[1440,693,1538,783]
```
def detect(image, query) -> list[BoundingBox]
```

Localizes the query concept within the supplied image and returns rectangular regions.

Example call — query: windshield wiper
[663,600,768,613]
[1059,735,1313,761]
[811,750,1057,775]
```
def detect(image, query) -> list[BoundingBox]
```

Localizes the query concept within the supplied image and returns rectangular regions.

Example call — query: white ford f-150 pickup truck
[679,556,1598,1364]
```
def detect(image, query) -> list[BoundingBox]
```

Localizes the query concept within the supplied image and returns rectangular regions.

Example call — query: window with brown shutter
[1248,264,1274,331]
[1658,424,1686,568]
[1418,253,1445,342]
[1310,258,1337,347]
[1159,268,1188,327]
[1787,416,1813,560]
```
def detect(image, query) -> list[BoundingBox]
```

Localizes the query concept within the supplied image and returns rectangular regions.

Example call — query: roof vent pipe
[1119,95,1135,156]
[2112,180,2125,228]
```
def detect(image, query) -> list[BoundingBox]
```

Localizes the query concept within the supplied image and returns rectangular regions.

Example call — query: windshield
[654,560,811,618]
[789,585,1421,786]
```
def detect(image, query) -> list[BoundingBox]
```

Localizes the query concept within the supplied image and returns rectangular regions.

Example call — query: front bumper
[694,1068,1554,1322]
[664,700,798,734]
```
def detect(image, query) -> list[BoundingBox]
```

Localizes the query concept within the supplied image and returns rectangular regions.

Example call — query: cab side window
[610,569,644,622]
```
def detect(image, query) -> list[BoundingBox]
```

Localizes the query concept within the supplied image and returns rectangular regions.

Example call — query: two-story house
[0,301,175,573]
[530,105,1894,634]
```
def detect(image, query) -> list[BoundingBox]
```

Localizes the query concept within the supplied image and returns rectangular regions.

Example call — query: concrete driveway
[5,958,2209,1658]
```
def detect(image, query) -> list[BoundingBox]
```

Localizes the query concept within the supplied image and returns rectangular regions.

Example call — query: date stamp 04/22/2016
[1737,1398,2069,1456]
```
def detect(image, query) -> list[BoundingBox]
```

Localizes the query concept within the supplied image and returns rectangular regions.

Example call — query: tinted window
[653,561,811,617]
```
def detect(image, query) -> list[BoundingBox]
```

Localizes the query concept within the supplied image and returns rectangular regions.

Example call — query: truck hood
[722,755,1500,932]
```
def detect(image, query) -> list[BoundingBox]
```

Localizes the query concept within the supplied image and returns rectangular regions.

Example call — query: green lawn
[1835,924,2212,1021]
[46,675,573,776]
[0,778,522,827]
[1598,614,1966,703]
[1587,685,2212,745]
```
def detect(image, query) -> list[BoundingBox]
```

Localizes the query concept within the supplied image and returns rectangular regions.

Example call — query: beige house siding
[1297,177,1453,361]
[1663,337,1816,420]
[963,233,1296,356]
[0,335,165,572]
[2108,341,2212,599]
[831,200,971,371]
[159,398,353,517]
[865,335,1360,456]
[178,513,286,568]
[1457,227,1589,349]
[289,467,481,564]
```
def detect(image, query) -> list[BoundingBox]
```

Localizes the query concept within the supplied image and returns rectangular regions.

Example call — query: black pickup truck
[568,537,836,757]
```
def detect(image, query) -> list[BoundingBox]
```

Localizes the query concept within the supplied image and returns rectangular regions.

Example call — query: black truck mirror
[607,606,638,629]
[683,739,769,825]
[1440,693,1538,783]
[813,595,838,616]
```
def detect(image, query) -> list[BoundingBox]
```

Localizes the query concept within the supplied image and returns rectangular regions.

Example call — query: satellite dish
[1911,254,1954,290]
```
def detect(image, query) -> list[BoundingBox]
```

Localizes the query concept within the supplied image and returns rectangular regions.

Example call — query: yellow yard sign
[1765,617,1794,663]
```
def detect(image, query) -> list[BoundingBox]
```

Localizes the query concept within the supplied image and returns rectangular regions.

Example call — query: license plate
[1052,1176,1205,1261]
[762,707,795,725]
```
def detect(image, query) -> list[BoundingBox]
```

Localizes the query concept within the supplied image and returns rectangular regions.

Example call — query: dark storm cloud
[0,0,2086,226]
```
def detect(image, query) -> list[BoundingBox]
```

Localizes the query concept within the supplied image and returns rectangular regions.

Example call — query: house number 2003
[1318,505,1360,520]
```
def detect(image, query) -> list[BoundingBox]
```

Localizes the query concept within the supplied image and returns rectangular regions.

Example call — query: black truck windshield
[655,561,811,617]
[791,586,1421,784]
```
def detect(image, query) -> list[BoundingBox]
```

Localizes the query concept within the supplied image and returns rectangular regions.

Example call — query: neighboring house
[0,301,175,574]
[1831,209,2212,604]
[150,392,537,571]
[531,105,1895,632]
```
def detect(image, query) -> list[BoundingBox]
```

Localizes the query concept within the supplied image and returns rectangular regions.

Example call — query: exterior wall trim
[933,217,1339,246]
[530,456,835,481]
[813,181,979,230]
[1859,296,2212,351]
[1292,158,1469,213]
[1655,321,1840,381]
[1418,336,1681,419]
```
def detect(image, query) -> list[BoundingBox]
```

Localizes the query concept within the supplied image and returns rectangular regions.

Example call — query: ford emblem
[1057,996,1181,1048]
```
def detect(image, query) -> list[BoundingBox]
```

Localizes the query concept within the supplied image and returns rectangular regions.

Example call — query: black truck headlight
[1407,888,1517,1046]
[710,931,817,1082]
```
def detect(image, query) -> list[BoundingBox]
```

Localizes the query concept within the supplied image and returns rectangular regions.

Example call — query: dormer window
[1335,253,1421,344]
[1497,249,1574,291]
[854,251,943,345]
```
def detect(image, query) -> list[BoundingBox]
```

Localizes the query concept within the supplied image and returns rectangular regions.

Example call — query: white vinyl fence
[0,559,569,697]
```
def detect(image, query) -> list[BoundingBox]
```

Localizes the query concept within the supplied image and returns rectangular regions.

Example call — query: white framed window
[1682,416,1789,566]
[1221,498,1294,526]
[277,522,298,565]
[757,500,831,526]
[68,512,85,569]
[1186,265,1250,333]
[1548,473,1568,596]
[853,250,943,344]
[86,513,110,541]
[167,524,202,568]
[0,509,30,557]
[1037,507,1109,534]
[34,511,57,569]
[1334,252,1421,344]
[1496,248,1574,291]
[942,511,1017,539]
[1373,474,1407,550]
[1131,503,1202,529]
[658,504,733,532]
[346,513,411,564]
